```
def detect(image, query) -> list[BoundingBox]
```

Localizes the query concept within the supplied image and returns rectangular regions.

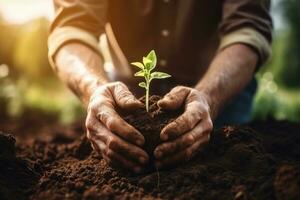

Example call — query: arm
[154,44,257,168]
[195,44,258,119]
[50,0,148,173]
[154,0,272,169]
[55,43,108,105]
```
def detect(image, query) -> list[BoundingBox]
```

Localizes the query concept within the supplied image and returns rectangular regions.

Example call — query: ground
[0,100,300,200]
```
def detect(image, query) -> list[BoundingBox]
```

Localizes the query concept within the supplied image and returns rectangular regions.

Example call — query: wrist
[194,86,219,120]
[83,77,109,106]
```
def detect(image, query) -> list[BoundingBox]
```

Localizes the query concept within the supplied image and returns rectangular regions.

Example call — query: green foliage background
[0,0,300,123]
[252,0,300,122]
[0,16,84,123]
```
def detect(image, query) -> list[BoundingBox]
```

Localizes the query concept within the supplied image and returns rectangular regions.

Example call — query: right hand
[85,81,149,173]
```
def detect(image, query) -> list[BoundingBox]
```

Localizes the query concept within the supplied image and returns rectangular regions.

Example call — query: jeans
[214,78,257,128]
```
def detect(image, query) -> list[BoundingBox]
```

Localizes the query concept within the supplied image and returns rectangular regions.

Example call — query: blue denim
[214,78,257,128]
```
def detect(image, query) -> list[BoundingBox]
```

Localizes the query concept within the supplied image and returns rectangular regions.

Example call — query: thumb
[111,82,143,110]
[158,86,190,110]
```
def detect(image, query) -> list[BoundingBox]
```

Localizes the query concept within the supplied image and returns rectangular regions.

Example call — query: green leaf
[131,62,144,69]
[134,70,145,77]
[143,57,152,70]
[150,72,171,80]
[146,50,157,71]
[139,82,147,88]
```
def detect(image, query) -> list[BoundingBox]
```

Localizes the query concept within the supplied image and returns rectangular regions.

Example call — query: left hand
[154,86,213,169]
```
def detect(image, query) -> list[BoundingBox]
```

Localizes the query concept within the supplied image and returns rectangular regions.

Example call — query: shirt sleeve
[48,0,108,69]
[218,0,273,66]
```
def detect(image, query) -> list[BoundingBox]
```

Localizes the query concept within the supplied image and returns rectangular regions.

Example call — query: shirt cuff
[219,27,272,66]
[48,26,102,70]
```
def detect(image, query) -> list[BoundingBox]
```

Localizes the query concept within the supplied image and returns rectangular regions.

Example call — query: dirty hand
[85,82,149,173]
[154,86,213,169]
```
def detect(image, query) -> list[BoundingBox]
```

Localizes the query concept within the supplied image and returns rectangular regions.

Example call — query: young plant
[131,50,171,112]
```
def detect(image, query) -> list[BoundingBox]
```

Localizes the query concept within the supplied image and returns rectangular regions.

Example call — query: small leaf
[139,82,147,88]
[134,70,145,77]
[131,62,144,69]
[143,57,152,70]
[151,72,171,80]
[146,50,157,71]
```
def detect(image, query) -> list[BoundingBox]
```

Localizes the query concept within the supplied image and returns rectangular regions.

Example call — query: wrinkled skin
[85,82,149,173]
[154,86,213,169]
[54,43,257,172]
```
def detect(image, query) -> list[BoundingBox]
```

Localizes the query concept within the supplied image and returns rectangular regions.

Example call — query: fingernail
[134,166,141,173]
[136,139,144,146]
[139,156,147,164]
[155,151,162,159]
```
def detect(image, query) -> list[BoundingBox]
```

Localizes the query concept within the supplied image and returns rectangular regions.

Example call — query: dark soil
[122,95,183,164]
[0,97,300,200]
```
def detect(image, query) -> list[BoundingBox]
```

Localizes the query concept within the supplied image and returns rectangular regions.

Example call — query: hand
[85,81,149,173]
[154,86,213,169]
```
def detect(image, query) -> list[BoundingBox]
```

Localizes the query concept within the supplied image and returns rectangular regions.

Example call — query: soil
[122,95,183,165]
[0,96,300,200]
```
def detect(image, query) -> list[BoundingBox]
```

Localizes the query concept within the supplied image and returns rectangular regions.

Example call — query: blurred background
[0,0,299,124]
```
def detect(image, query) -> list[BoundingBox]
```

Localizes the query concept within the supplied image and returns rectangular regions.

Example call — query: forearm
[195,44,258,119]
[54,42,109,106]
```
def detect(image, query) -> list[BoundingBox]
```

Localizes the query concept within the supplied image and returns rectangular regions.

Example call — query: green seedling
[131,50,171,112]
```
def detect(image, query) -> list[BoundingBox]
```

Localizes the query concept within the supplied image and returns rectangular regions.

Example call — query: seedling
[131,50,171,112]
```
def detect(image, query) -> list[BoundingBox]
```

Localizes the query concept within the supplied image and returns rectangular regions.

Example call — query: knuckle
[98,110,111,125]
[171,119,182,132]
[190,101,202,109]
[107,137,117,149]
[186,120,194,131]
[186,134,195,145]
[105,118,115,130]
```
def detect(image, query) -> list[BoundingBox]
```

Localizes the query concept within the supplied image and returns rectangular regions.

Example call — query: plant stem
[155,165,160,190]
[146,83,149,112]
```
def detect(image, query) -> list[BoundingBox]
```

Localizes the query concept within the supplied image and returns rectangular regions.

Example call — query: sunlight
[0,0,54,24]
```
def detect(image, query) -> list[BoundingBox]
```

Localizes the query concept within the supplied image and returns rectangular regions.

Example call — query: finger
[155,119,212,159]
[157,86,190,110]
[105,149,142,173]
[106,136,149,165]
[93,138,107,153]
[90,139,100,152]
[86,112,112,144]
[96,104,145,146]
[156,133,210,169]
[110,82,143,110]
[161,101,204,141]
[87,113,148,165]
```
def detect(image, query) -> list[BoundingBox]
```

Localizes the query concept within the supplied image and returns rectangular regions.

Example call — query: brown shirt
[49,0,272,93]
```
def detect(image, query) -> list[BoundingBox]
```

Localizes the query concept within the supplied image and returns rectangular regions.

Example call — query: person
[48,0,272,172]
